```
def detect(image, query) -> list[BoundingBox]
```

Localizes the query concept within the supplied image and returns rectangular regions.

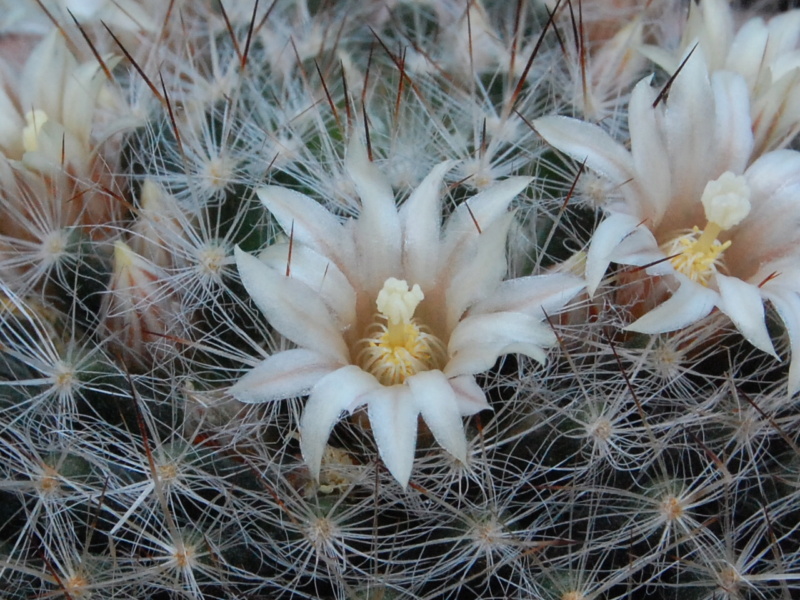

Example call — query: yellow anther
[666,226,731,286]
[357,278,446,385]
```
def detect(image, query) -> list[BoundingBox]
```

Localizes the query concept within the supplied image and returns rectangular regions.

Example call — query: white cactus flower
[0,31,127,172]
[231,137,584,487]
[642,0,800,156]
[535,52,800,395]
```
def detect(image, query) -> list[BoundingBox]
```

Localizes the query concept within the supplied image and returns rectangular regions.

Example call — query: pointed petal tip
[384,457,413,489]
[367,386,417,488]
[585,278,601,299]
[227,379,263,404]
[624,279,718,335]
[300,365,381,482]
[408,371,468,464]
[716,275,779,360]
[500,175,533,194]
[255,185,291,211]
[789,370,800,398]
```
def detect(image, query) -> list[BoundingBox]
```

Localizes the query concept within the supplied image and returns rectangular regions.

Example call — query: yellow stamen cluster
[357,278,446,385]
[665,226,731,286]
[665,172,751,286]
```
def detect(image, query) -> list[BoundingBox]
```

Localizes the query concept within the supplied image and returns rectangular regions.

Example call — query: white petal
[533,115,635,186]
[771,46,800,81]
[446,342,548,378]
[260,243,357,327]
[24,121,84,173]
[710,71,754,177]
[400,161,454,288]
[366,385,418,487]
[613,227,667,273]
[471,273,585,318]
[726,17,770,84]
[0,88,23,154]
[762,289,800,396]
[256,186,351,272]
[445,312,555,377]
[737,151,800,262]
[235,247,349,361]
[347,135,402,287]
[64,55,122,147]
[625,278,718,334]
[753,70,800,155]
[763,10,800,64]
[441,176,530,263]
[715,274,777,358]
[21,33,73,120]
[407,370,467,464]
[586,212,653,296]
[692,0,734,70]
[300,365,381,480]
[346,134,395,213]
[746,150,800,202]
[230,349,341,403]
[638,44,678,75]
[662,50,717,208]
[449,375,491,416]
[445,212,514,332]
[628,74,670,222]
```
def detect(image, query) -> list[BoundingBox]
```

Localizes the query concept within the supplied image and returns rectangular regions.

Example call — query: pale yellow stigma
[357,278,446,385]
[665,172,751,286]
[22,110,49,152]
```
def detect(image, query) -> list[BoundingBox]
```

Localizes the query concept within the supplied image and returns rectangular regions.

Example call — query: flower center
[357,278,446,385]
[664,172,751,286]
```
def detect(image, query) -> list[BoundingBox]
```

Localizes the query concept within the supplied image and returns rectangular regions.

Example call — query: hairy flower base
[357,317,447,385]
